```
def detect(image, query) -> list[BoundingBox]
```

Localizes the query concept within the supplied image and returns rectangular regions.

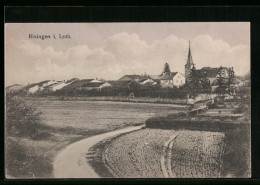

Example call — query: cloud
[5,33,250,86]
[191,34,250,75]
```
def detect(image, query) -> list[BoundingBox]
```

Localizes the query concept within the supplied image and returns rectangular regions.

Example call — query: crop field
[28,100,187,131]
[169,131,225,178]
[103,129,176,178]
[103,129,226,178]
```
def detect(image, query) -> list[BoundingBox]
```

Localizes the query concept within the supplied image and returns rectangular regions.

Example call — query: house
[52,79,78,91]
[118,75,147,82]
[90,79,102,83]
[109,81,134,90]
[28,84,40,94]
[6,84,23,93]
[148,75,161,85]
[60,79,95,92]
[139,78,157,85]
[160,72,185,88]
[37,80,55,91]
[41,80,56,88]
[81,82,111,91]
[185,41,230,86]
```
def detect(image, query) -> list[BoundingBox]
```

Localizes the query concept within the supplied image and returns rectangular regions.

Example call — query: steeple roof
[187,41,194,65]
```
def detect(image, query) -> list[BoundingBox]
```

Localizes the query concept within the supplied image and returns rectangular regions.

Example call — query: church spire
[187,40,194,65]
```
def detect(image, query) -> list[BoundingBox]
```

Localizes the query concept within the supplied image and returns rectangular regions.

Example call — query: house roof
[67,78,79,83]
[161,72,178,80]
[44,82,63,89]
[108,81,132,88]
[139,78,149,83]
[119,75,147,81]
[6,84,23,89]
[23,83,39,90]
[37,80,51,86]
[81,82,105,88]
[149,75,160,80]
[6,84,24,91]
[60,79,86,90]
[199,67,228,78]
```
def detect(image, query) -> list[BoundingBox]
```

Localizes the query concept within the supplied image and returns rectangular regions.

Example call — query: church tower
[185,41,195,84]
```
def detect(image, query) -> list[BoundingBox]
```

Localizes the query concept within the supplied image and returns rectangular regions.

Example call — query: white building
[160,72,185,88]
[28,85,39,93]
[51,82,68,91]
[81,82,112,91]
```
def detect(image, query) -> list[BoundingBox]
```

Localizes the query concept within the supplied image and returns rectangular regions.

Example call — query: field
[5,100,187,178]
[97,129,226,178]
[30,100,188,130]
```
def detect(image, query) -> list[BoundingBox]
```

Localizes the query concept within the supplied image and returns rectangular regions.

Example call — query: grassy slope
[5,122,143,178]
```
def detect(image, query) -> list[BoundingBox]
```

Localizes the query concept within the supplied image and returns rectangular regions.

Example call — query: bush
[232,103,250,114]
[5,92,47,138]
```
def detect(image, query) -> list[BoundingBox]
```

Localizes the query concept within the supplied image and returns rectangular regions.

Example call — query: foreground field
[94,129,226,178]
[6,100,187,178]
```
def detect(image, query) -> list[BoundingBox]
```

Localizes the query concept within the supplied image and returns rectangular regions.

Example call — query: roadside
[53,125,144,178]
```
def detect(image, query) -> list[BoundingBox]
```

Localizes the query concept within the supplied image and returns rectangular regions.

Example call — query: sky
[5,22,250,86]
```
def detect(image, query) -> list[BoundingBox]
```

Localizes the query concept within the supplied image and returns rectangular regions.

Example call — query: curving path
[53,125,145,178]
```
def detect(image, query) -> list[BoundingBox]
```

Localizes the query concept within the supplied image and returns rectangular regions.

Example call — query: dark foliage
[162,63,171,74]
[5,92,49,139]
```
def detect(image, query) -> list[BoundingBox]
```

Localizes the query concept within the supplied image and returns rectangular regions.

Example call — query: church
[184,41,230,86]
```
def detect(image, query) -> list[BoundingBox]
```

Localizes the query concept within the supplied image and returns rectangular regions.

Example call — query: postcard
[5,22,251,178]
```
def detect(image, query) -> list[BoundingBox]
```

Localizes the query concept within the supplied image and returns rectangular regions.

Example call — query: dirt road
[53,125,144,178]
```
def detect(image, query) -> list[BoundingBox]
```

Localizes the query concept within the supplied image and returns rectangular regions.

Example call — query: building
[81,82,111,91]
[160,72,185,88]
[185,41,196,84]
[118,75,147,82]
[6,84,23,93]
[185,42,230,86]
[28,84,39,94]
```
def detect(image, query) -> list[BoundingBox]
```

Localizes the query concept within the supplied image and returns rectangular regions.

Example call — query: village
[6,42,250,103]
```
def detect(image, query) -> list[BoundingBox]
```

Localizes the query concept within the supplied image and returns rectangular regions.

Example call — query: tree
[216,66,236,95]
[227,67,236,95]
[188,68,210,89]
[215,66,226,95]
[6,92,45,138]
[162,63,171,74]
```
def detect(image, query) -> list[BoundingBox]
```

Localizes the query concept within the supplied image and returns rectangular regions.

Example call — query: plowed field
[103,129,225,178]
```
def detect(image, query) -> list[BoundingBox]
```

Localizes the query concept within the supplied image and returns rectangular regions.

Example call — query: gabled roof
[149,75,160,80]
[119,75,147,81]
[37,80,51,86]
[139,78,149,83]
[81,82,105,88]
[67,78,79,83]
[61,79,91,90]
[161,72,178,80]
[23,83,39,89]
[6,84,23,89]
[108,81,132,88]
[200,67,225,78]
[44,82,63,89]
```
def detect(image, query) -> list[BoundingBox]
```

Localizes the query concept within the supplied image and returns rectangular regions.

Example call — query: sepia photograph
[5,22,251,178]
